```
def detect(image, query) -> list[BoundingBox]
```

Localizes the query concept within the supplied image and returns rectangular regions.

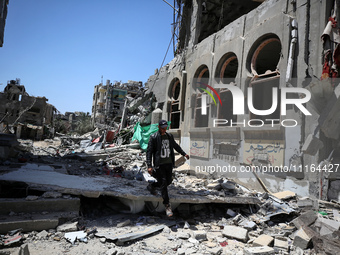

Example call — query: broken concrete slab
[64,231,87,244]
[272,190,296,200]
[0,197,80,215]
[291,210,317,229]
[0,163,260,214]
[252,234,274,247]
[222,226,248,242]
[96,224,166,244]
[0,213,59,234]
[274,237,289,250]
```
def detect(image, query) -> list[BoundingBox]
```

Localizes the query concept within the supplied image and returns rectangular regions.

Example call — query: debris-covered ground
[1,136,340,255]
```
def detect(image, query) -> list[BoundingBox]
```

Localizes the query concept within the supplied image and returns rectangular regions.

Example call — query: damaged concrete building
[91,80,143,126]
[145,0,340,201]
[0,79,56,140]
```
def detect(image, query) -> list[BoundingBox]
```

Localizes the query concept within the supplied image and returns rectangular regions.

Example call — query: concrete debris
[222,226,248,242]
[64,231,87,244]
[252,234,274,247]
[0,129,339,254]
[293,228,313,250]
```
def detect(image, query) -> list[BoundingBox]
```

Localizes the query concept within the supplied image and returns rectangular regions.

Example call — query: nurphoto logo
[197,81,311,128]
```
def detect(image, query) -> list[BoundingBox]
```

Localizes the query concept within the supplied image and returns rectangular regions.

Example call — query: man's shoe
[165,204,173,217]
[147,184,157,195]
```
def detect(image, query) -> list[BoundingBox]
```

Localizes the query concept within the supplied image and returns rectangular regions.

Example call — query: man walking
[146,120,190,217]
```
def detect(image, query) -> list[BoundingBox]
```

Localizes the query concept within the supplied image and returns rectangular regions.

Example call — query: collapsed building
[0,79,56,140]
[145,0,340,201]
[91,80,144,127]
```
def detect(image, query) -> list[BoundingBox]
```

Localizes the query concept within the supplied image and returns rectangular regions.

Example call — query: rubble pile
[0,136,339,254]
[1,191,340,254]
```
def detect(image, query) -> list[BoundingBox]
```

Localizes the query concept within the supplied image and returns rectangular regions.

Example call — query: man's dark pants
[151,163,173,205]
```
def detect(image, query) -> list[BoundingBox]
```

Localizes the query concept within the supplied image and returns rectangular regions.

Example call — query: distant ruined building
[0,79,56,140]
[145,0,340,201]
[91,80,143,127]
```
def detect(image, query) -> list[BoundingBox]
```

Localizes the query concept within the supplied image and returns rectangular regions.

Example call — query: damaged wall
[0,79,56,140]
[145,0,340,199]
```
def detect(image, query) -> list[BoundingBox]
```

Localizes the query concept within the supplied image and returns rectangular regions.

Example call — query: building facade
[146,0,340,200]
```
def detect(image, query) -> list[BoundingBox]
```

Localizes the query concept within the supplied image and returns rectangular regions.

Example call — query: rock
[244,246,275,255]
[252,234,274,247]
[222,226,248,242]
[163,226,171,234]
[57,222,78,232]
[105,248,118,255]
[293,228,312,249]
[117,219,131,228]
[177,232,190,239]
[36,230,48,240]
[100,237,106,243]
[193,230,207,241]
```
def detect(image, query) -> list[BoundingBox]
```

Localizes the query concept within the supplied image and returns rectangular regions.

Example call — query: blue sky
[0,0,175,114]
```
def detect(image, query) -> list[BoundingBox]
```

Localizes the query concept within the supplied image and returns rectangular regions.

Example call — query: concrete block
[301,134,323,155]
[177,232,190,239]
[291,210,317,229]
[274,237,289,250]
[293,228,312,249]
[222,226,248,242]
[252,234,274,247]
[244,246,275,255]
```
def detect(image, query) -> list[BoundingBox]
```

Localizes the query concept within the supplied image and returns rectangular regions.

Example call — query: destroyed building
[145,0,340,201]
[91,80,143,126]
[0,0,9,47]
[0,79,56,140]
